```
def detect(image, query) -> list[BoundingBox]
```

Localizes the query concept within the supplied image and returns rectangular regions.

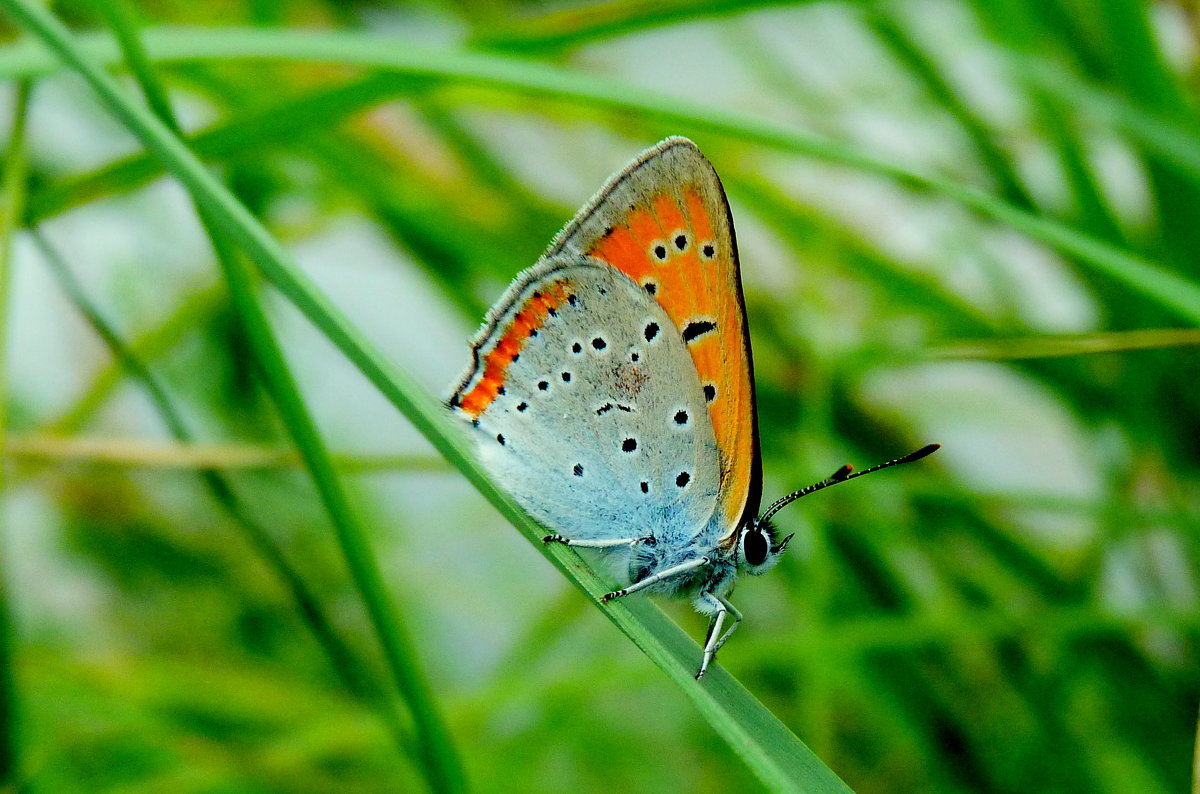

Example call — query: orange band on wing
[458,280,571,418]
[652,193,687,234]
[684,189,713,242]
[590,225,651,283]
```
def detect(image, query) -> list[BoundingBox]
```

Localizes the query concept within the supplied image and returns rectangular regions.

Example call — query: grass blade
[7,434,443,472]
[0,77,31,793]
[863,6,1035,209]
[466,0,811,52]
[1,27,1198,322]
[79,4,465,791]
[932,328,1200,360]
[27,71,418,222]
[30,227,414,749]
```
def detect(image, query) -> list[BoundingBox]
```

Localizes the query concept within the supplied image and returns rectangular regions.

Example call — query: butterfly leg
[710,594,743,654]
[695,592,742,680]
[599,556,710,603]
[542,534,647,548]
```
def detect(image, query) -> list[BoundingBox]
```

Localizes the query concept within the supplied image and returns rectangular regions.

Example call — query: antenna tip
[908,443,940,461]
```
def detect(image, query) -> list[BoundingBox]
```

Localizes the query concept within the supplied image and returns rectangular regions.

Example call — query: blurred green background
[0,0,1198,792]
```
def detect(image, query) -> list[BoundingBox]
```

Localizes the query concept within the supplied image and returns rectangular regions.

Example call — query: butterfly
[449,137,937,679]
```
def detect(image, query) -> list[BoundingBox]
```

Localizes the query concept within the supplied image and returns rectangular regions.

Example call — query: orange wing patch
[455,280,571,419]
[546,137,761,542]
[585,186,755,537]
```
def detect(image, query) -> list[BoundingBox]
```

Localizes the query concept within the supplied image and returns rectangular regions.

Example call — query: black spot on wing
[682,321,717,343]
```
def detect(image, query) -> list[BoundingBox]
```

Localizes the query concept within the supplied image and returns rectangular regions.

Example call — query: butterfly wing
[449,255,720,553]
[546,137,761,546]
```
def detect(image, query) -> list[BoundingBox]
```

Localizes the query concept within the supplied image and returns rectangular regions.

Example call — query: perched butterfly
[449,137,937,678]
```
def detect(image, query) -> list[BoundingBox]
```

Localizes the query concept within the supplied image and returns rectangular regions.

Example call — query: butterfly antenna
[758,443,940,524]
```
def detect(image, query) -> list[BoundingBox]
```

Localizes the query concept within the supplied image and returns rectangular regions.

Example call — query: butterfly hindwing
[545,137,761,545]
[450,255,721,552]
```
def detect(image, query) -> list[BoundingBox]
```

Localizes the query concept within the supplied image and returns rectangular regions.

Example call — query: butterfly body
[447,137,938,678]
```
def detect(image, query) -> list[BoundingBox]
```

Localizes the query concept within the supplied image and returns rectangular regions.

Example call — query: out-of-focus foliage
[0,0,1198,792]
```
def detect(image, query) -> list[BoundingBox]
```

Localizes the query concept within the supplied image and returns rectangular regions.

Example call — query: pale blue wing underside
[458,255,720,553]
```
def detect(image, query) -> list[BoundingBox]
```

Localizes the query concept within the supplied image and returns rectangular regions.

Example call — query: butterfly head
[735,517,793,576]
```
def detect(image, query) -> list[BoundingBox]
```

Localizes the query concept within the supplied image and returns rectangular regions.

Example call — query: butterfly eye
[742,527,769,567]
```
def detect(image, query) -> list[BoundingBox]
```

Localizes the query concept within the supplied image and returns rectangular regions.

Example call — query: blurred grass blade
[0,3,858,791]
[210,222,468,793]
[85,4,465,792]
[466,0,806,51]
[27,71,419,222]
[0,78,31,793]
[933,328,1200,360]
[6,433,444,472]
[1017,57,1200,187]
[1091,0,1200,266]
[48,280,225,433]
[1193,707,1200,794]
[864,5,1034,209]
[30,227,413,747]
[970,1,1127,243]
[1,27,1198,322]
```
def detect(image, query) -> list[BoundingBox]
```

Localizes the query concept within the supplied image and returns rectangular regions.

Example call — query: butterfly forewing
[546,138,761,544]
[450,256,721,551]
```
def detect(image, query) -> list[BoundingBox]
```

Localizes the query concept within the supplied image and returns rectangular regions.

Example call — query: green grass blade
[90,0,177,133]
[27,71,417,222]
[6,434,444,472]
[2,26,1198,322]
[466,0,811,52]
[932,328,1200,360]
[969,0,1127,243]
[209,223,469,794]
[81,5,465,792]
[1091,0,1200,266]
[30,228,411,748]
[47,279,225,433]
[0,3,858,790]
[1017,57,1200,188]
[863,5,1035,209]
[0,77,31,793]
